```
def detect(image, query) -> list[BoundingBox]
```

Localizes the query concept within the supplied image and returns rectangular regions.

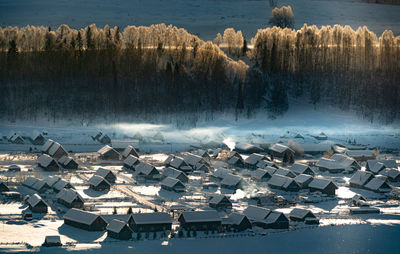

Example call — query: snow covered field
[1,0,400,40]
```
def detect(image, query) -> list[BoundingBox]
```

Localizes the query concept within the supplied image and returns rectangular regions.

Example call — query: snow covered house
[234,143,264,154]
[331,154,361,170]
[289,208,316,222]
[163,167,189,183]
[192,149,211,159]
[364,178,391,193]
[98,145,120,160]
[262,211,289,229]
[209,195,232,210]
[63,208,107,231]
[9,134,24,144]
[8,164,21,172]
[222,213,252,231]
[38,154,60,171]
[22,177,39,189]
[256,159,279,169]
[95,168,116,183]
[53,179,73,192]
[169,156,192,172]
[178,210,221,231]
[366,160,398,174]
[274,168,296,178]
[244,153,269,169]
[228,151,242,160]
[269,144,295,160]
[131,212,173,232]
[243,205,271,221]
[0,180,9,192]
[42,236,62,247]
[380,168,400,182]
[182,153,209,170]
[98,133,111,144]
[88,175,111,191]
[160,177,185,192]
[289,163,315,176]
[135,162,160,180]
[107,219,133,240]
[308,178,338,196]
[345,150,376,161]
[31,179,50,193]
[41,139,55,154]
[221,173,245,190]
[121,145,139,159]
[211,168,231,181]
[48,142,69,160]
[267,174,300,192]
[32,133,45,145]
[349,171,374,188]
[315,158,349,173]
[123,155,140,170]
[27,194,48,213]
[56,188,84,208]
[58,156,79,170]
[294,174,314,189]
[251,168,273,181]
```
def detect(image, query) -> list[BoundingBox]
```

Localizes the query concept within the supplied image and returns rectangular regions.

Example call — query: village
[0,129,399,252]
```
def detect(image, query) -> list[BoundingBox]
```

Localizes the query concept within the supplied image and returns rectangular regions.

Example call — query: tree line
[0,23,399,124]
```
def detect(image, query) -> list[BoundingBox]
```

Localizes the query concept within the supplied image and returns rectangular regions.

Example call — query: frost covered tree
[269,5,294,29]
[214,33,222,46]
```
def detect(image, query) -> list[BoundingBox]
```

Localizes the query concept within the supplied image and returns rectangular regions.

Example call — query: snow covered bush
[269,5,295,29]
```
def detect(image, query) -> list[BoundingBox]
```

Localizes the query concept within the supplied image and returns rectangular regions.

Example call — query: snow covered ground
[0,0,400,40]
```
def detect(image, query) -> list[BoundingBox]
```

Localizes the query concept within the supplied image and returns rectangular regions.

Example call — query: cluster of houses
[38,139,78,171]
[59,202,317,240]
[4,132,46,145]
[348,159,399,193]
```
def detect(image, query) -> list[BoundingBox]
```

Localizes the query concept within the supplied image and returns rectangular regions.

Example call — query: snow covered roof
[97,145,117,155]
[224,213,248,225]
[23,177,39,188]
[275,168,296,178]
[31,179,49,191]
[95,168,115,179]
[192,149,209,158]
[27,193,46,207]
[136,162,159,176]
[308,178,337,190]
[182,153,205,166]
[38,154,57,168]
[44,235,61,244]
[41,139,55,153]
[368,162,386,174]
[290,163,314,175]
[212,168,230,179]
[268,174,291,188]
[367,160,397,171]
[264,211,288,224]
[121,145,139,158]
[209,195,231,206]
[244,153,267,165]
[170,156,189,169]
[256,160,278,169]
[56,188,83,204]
[269,143,294,154]
[53,179,72,192]
[234,143,263,154]
[48,142,68,157]
[330,154,359,168]
[63,208,101,225]
[163,167,187,179]
[88,175,110,187]
[294,174,313,184]
[132,212,173,224]
[161,177,184,188]
[221,173,242,187]
[364,178,391,192]
[228,151,242,159]
[349,171,374,186]
[180,210,221,223]
[243,205,271,221]
[227,156,243,165]
[380,168,400,180]
[289,208,315,220]
[106,219,131,233]
[123,155,139,167]
[251,168,272,180]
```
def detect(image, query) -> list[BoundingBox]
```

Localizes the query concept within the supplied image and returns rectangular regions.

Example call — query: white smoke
[223,137,236,151]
